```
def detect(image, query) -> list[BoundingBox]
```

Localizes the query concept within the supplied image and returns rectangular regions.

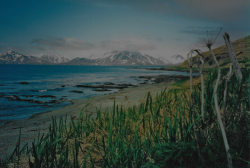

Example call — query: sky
[0,0,249,59]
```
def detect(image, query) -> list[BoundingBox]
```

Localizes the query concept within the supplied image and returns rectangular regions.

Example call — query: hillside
[168,35,250,70]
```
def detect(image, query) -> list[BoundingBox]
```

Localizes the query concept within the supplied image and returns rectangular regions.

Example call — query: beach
[0,81,173,159]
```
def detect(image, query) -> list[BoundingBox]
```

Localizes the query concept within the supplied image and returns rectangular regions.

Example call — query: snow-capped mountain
[68,51,168,65]
[169,54,185,64]
[96,51,167,65]
[156,55,172,65]
[153,54,185,65]
[39,55,70,64]
[0,51,71,64]
[0,51,40,64]
[87,52,113,60]
[0,50,186,65]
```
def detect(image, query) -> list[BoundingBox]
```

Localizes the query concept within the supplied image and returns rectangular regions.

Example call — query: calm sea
[0,64,191,125]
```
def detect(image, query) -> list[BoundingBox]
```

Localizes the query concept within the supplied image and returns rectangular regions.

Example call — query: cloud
[181,26,222,35]
[94,2,114,8]
[155,37,163,42]
[31,37,157,51]
[174,0,249,22]
[32,37,95,50]
[104,0,249,22]
[99,38,157,50]
[0,46,23,53]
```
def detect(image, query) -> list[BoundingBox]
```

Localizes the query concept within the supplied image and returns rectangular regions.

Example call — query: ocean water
[0,65,191,125]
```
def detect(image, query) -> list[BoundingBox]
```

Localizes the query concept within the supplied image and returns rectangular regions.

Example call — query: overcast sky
[0,0,249,59]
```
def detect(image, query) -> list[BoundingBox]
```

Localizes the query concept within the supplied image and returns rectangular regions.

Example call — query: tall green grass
[4,68,250,167]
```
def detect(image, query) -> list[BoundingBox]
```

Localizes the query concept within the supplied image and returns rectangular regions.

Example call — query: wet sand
[0,82,173,159]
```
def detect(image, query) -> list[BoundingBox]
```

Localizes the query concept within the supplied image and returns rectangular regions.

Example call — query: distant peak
[111,50,139,53]
[171,54,185,60]
[6,51,20,55]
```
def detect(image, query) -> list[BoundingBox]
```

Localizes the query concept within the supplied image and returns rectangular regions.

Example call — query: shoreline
[0,71,191,127]
[0,81,174,159]
[127,67,208,73]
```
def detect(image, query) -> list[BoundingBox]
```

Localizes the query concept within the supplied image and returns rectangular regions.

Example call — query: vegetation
[165,35,250,70]
[1,66,250,167]
[2,33,250,167]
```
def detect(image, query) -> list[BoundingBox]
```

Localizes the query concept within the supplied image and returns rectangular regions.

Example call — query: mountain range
[0,50,185,66]
[0,51,70,64]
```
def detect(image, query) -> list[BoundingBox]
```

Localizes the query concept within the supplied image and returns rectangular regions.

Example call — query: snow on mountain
[87,52,114,60]
[68,51,168,65]
[0,50,186,65]
[156,55,172,65]
[92,51,167,65]
[170,54,186,64]
[0,51,71,64]
[0,51,39,64]
[140,52,186,65]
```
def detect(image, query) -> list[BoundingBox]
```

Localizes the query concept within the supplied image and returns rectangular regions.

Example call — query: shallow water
[0,65,193,125]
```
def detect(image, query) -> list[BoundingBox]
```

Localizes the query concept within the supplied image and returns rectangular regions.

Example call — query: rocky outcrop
[76,84,135,89]
[5,95,60,104]
[70,90,84,93]
[138,75,192,83]
[19,82,29,84]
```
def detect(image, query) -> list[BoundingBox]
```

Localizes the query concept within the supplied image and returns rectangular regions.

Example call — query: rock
[21,95,35,98]
[103,82,115,85]
[37,90,47,92]
[138,76,151,80]
[71,90,83,93]
[5,95,59,104]
[59,98,66,101]
[117,83,135,87]
[138,74,190,84]
[23,99,46,104]
[49,88,64,92]
[36,95,57,99]
[93,88,111,92]
[76,83,135,89]
[49,100,59,104]
[19,82,29,84]
[76,85,127,89]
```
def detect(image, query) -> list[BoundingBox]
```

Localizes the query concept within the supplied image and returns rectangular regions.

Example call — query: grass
[3,68,250,167]
[171,78,188,88]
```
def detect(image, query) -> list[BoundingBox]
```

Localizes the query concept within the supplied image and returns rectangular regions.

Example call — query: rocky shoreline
[137,74,191,83]
[2,74,192,106]
[5,95,67,104]
[127,67,203,73]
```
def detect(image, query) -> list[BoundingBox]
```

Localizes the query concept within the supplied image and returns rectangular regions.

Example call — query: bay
[0,64,191,125]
